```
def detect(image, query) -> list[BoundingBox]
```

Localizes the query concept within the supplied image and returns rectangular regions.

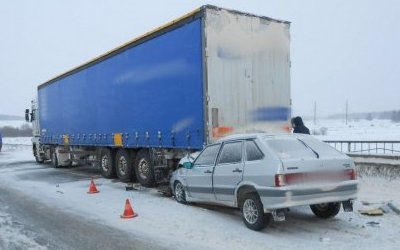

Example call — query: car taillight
[275,174,286,187]
[344,169,357,180]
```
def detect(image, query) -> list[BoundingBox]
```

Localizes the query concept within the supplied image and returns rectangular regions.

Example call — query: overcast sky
[0,0,399,117]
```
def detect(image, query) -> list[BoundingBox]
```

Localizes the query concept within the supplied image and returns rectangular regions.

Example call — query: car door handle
[204,170,212,174]
[232,168,242,173]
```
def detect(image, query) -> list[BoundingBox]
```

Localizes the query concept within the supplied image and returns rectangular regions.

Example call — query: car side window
[193,144,220,166]
[218,142,242,164]
[246,140,264,161]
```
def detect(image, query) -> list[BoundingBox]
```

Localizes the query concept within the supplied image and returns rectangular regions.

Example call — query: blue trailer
[27,5,291,187]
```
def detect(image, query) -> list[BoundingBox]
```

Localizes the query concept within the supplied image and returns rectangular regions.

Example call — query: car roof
[215,132,312,143]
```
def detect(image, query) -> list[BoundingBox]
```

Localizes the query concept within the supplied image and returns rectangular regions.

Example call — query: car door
[213,141,244,202]
[185,144,221,200]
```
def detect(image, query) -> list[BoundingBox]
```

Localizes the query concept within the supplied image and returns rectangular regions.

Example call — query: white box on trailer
[204,7,291,140]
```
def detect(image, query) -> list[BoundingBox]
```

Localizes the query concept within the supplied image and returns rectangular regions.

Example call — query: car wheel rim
[175,183,184,202]
[316,203,329,211]
[118,156,127,175]
[101,155,109,172]
[243,199,259,224]
[138,159,149,180]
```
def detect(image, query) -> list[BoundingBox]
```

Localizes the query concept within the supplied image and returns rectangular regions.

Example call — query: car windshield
[264,138,317,159]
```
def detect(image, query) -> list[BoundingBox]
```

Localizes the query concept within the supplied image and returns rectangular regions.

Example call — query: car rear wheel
[310,202,341,218]
[174,182,187,204]
[240,193,270,231]
[99,148,116,178]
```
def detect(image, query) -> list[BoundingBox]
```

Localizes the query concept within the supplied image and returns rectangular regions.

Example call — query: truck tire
[33,145,44,163]
[134,149,155,187]
[310,202,341,218]
[239,193,270,231]
[99,148,116,178]
[51,150,59,168]
[35,154,44,164]
[115,149,134,182]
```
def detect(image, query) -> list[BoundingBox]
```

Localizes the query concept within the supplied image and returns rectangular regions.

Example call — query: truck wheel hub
[101,155,109,172]
[118,156,127,175]
[138,159,149,180]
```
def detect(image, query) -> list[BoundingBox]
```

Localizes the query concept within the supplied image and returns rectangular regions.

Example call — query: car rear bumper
[258,180,359,211]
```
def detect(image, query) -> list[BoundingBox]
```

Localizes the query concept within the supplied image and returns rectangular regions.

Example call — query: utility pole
[345,100,348,125]
[313,101,317,125]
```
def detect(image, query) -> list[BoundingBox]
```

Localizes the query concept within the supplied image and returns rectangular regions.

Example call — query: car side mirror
[183,162,193,169]
[25,109,30,122]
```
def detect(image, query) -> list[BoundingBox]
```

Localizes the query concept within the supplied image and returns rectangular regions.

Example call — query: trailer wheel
[134,149,155,187]
[115,149,134,182]
[99,148,116,178]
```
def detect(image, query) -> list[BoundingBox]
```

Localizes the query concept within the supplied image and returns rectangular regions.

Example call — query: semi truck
[26,5,291,187]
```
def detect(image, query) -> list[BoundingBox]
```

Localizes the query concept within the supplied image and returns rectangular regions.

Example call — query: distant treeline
[0,124,32,137]
[328,110,400,122]
[392,110,400,122]
[0,114,24,120]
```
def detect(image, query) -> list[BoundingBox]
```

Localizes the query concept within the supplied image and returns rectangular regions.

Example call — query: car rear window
[265,138,317,159]
[299,137,344,158]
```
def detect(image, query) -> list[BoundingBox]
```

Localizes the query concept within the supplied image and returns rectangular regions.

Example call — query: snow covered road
[0,146,399,250]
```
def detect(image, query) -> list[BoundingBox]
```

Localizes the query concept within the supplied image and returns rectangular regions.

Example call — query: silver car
[170,133,358,230]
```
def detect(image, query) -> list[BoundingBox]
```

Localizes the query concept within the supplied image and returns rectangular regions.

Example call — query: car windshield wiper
[298,139,319,159]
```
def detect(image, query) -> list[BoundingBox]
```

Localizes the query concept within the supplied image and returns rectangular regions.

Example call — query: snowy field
[1,147,400,250]
[306,119,400,141]
[2,137,32,145]
[0,120,29,128]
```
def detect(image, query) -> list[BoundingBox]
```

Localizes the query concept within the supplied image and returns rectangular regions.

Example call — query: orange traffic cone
[120,199,138,219]
[87,178,100,194]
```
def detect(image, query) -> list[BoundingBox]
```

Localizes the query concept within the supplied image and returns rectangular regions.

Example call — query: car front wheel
[240,193,270,231]
[174,182,187,204]
[310,202,341,218]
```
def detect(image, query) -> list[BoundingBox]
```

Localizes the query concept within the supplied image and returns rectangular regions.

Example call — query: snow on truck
[26,5,291,187]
